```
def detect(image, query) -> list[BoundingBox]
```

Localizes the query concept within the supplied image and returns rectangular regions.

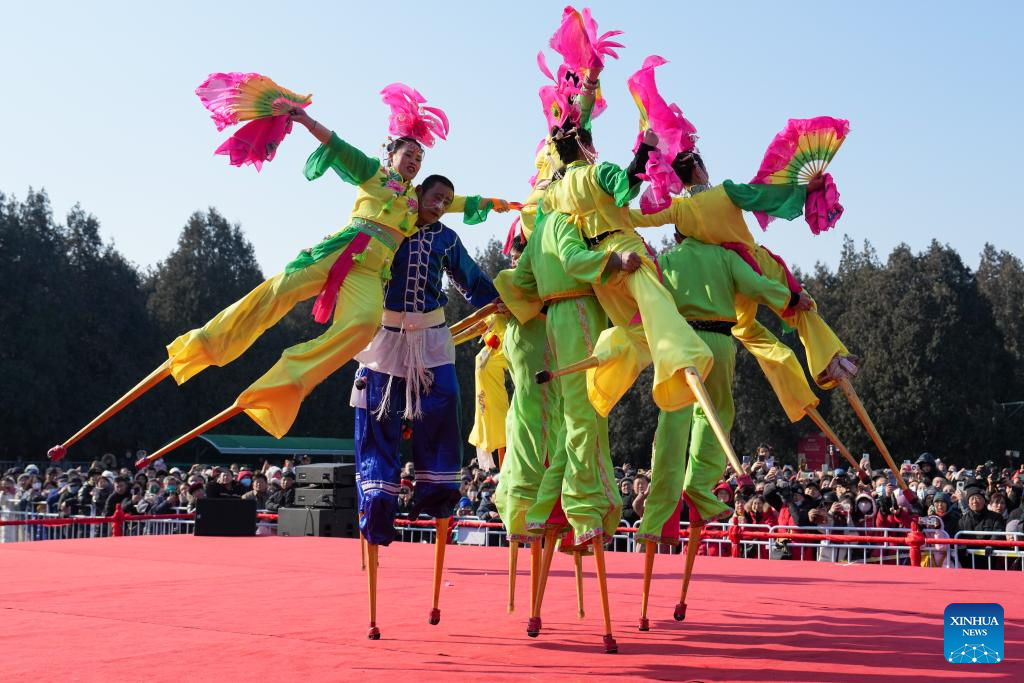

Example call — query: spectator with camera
[931,491,960,537]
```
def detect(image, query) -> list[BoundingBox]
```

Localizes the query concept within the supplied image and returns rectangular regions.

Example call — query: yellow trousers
[731,301,818,422]
[751,247,847,389]
[166,233,394,438]
[166,250,345,385]
[585,231,713,416]
[236,239,393,437]
[467,344,508,453]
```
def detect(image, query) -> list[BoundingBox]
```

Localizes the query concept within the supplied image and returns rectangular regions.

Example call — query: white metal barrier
[954,531,1024,571]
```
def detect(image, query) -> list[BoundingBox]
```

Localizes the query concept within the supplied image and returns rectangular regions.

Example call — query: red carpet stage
[1,536,1021,681]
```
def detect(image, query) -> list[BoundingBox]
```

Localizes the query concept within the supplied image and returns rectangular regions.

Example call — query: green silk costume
[495,207,622,545]
[541,161,714,416]
[630,182,849,420]
[637,237,794,540]
[493,313,564,543]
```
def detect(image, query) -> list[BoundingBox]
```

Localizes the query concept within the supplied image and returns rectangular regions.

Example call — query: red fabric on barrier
[0,536,1021,681]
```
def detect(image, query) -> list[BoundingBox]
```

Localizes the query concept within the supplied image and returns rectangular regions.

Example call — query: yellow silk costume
[165,132,495,437]
[630,183,849,421]
[467,314,509,455]
[542,160,713,416]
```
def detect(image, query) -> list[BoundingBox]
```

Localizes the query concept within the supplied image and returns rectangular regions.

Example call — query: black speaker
[194,497,257,536]
[294,486,357,509]
[278,507,359,538]
[295,463,356,486]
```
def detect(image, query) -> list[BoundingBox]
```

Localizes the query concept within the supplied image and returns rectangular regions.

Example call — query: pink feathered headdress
[379,83,449,148]
[549,6,623,74]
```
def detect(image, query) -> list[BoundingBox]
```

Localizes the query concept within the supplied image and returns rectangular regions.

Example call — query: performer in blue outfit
[349,173,499,636]
[352,174,499,545]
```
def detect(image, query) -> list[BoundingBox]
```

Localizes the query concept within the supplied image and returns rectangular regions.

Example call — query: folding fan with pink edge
[750,116,850,234]
[626,56,698,214]
[196,72,312,171]
[379,83,449,148]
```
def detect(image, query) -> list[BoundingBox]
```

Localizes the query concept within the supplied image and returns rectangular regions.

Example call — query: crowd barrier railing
[5,507,1024,572]
[954,530,1024,571]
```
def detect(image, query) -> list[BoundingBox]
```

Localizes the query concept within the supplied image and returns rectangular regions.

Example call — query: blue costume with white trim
[353,221,498,545]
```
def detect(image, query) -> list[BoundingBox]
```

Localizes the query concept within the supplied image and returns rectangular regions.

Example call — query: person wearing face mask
[241,473,271,509]
[932,492,960,538]
[235,470,254,493]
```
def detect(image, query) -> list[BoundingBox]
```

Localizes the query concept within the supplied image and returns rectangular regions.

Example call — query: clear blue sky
[3,1,1022,277]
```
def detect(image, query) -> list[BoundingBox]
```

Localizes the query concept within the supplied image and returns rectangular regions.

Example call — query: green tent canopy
[162,434,355,466]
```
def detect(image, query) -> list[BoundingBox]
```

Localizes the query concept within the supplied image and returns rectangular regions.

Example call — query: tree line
[2,188,1022,468]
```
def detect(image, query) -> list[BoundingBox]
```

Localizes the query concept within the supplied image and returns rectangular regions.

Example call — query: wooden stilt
[50,360,172,463]
[674,524,701,622]
[507,541,519,614]
[449,302,498,336]
[429,517,449,625]
[683,367,743,475]
[638,542,656,631]
[527,528,559,637]
[593,541,617,653]
[805,406,865,477]
[574,551,585,619]
[136,404,243,470]
[535,355,600,384]
[367,543,380,639]
[529,540,541,616]
[837,379,909,491]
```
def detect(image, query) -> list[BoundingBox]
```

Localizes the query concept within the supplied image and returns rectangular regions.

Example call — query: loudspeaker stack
[278,463,359,538]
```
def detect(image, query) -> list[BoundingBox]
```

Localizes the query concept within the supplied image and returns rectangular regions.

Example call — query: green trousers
[638,329,736,543]
[526,296,621,546]
[495,316,563,542]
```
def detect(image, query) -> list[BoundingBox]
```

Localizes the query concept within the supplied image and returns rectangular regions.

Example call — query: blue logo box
[944,603,1004,664]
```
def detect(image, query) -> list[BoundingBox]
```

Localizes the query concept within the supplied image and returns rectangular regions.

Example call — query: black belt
[584,230,620,248]
[688,320,734,336]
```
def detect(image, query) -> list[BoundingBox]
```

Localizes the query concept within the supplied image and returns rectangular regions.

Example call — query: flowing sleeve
[493,249,542,324]
[627,198,689,231]
[593,162,641,207]
[443,231,499,308]
[447,195,495,225]
[723,180,807,220]
[726,250,794,315]
[551,213,613,284]
[304,132,380,185]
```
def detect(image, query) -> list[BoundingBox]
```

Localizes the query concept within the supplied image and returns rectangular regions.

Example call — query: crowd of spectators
[0,452,311,526]
[4,446,1022,569]
[447,446,1024,569]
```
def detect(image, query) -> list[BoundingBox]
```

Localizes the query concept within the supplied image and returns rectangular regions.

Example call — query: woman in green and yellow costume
[629,153,859,447]
[540,125,715,418]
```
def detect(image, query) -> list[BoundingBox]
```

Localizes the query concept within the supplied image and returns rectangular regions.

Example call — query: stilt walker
[636,232,812,627]
[346,175,501,638]
[626,108,866,476]
[495,14,628,645]
[52,78,507,465]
